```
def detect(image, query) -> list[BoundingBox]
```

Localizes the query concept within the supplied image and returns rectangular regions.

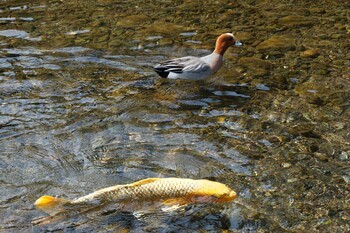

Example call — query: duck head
[214,33,237,56]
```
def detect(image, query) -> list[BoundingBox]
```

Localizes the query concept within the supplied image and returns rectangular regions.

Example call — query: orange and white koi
[34,178,237,216]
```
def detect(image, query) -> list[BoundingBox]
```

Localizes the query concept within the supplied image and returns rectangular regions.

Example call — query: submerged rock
[117,14,151,28]
[279,15,314,27]
[158,38,174,46]
[238,57,272,70]
[140,21,189,36]
[237,57,272,77]
[300,49,320,58]
[256,36,295,53]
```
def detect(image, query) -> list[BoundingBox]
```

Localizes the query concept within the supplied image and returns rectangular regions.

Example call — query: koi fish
[34,178,237,216]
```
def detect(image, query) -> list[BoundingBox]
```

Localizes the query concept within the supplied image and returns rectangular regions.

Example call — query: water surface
[0,0,349,232]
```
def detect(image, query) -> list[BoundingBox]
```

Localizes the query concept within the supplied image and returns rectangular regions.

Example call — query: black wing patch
[153,61,184,78]
[153,56,207,78]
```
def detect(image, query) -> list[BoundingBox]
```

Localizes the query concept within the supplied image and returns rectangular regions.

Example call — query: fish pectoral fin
[130,178,161,186]
[162,197,192,206]
[161,204,185,212]
[163,196,218,206]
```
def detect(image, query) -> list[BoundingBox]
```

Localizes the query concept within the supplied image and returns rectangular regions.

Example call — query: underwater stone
[300,49,320,58]
[279,15,313,27]
[158,38,174,46]
[330,34,342,39]
[238,57,272,70]
[140,22,188,35]
[237,57,272,77]
[281,162,292,168]
[256,36,295,53]
[116,14,151,28]
[339,151,348,161]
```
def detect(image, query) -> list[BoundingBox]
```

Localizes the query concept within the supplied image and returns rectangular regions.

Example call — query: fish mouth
[227,190,238,200]
[216,190,238,203]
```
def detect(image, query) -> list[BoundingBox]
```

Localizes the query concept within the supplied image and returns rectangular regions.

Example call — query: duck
[153,33,240,80]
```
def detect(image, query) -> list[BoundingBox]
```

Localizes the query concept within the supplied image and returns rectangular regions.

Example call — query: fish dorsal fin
[130,178,161,187]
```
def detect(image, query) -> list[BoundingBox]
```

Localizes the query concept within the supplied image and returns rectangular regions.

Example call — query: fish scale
[108,179,198,201]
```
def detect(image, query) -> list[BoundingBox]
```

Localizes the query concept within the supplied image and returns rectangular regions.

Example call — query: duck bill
[234,41,243,46]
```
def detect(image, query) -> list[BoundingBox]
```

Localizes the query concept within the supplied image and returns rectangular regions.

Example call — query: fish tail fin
[35,195,70,207]
[34,195,71,216]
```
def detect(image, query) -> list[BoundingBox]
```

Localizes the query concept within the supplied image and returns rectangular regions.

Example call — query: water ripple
[0,29,41,41]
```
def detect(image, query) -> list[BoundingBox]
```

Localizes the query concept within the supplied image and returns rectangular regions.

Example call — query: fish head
[196,180,238,203]
[216,189,237,203]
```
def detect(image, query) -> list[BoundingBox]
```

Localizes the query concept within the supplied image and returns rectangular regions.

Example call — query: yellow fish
[34,178,237,216]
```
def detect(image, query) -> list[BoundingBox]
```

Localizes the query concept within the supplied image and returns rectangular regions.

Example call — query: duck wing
[154,56,210,78]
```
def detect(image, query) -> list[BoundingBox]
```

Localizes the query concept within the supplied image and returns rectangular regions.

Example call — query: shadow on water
[0,0,350,232]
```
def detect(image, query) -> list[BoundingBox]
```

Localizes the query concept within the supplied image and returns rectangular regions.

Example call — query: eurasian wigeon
[153,33,241,80]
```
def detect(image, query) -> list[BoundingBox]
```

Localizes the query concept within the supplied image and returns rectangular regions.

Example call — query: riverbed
[0,0,349,232]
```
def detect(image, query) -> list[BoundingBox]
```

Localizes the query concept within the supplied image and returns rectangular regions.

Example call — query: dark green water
[0,0,349,232]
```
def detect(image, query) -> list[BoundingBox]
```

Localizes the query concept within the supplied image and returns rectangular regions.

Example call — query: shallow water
[0,0,349,232]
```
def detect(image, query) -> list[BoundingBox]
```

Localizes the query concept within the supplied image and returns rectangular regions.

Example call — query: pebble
[281,162,292,168]
[331,34,342,39]
[238,57,272,69]
[339,151,348,161]
[116,14,150,28]
[256,36,295,53]
[300,49,320,58]
[279,15,313,27]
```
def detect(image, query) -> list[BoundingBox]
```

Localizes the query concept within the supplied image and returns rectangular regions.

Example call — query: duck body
[154,53,222,80]
[153,33,237,80]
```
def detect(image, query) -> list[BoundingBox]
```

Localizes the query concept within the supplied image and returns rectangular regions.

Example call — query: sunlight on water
[0,0,349,232]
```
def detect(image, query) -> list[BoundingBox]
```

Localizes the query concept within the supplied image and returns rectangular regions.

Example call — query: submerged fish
[35,178,237,216]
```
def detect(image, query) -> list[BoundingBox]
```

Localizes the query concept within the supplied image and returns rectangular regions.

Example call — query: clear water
[0,0,349,232]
